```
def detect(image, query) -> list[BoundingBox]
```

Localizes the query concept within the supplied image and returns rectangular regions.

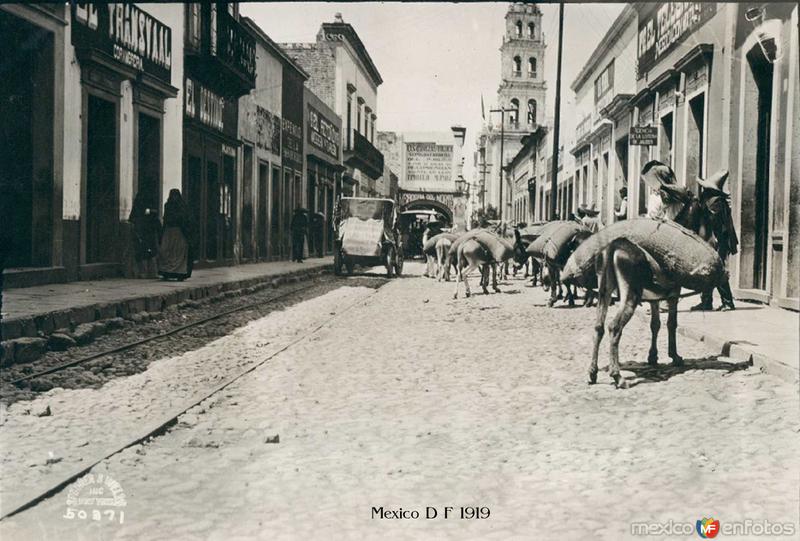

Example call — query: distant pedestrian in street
[158,189,196,281]
[291,207,309,262]
[614,186,628,221]
[691,170,738,312]
[311,211,325,258]
[129,191,161,278]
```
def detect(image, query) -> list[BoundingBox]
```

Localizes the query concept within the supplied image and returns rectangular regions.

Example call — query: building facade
[182,2,255,266]
[477,2,547,220]
[1,3,183,287]
[238,18,289,262]
[379,129,468,228]
[569,5,637,225]
[281,13,384,199]
[304,86,342,254]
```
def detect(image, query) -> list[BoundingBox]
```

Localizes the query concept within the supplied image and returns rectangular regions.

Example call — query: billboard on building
[636,2,716,78]
[405,142,453,183]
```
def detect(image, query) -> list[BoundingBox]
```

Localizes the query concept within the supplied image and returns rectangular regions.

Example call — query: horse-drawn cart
[333,197,404,277]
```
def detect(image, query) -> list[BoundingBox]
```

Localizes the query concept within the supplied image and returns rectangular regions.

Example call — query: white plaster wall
[119,80,135,219]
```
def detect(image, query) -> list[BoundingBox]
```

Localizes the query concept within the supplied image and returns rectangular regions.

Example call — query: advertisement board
[71,3,172,84]
[636,3,716,78]
[405,142,453,183]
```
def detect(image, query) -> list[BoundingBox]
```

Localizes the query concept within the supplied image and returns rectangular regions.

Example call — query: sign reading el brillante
[71,3,172,84]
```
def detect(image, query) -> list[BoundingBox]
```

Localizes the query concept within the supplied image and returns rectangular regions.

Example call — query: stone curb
[1,265,332,366]
[636,311,798,384]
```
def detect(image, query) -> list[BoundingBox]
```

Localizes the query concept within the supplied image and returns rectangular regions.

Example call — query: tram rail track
[0,276,388,521]
[5,280,322,387]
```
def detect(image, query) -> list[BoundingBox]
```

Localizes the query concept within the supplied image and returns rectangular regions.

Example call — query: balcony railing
[345,131,385,181]
[513,70,522,78]
[185,4,256,97]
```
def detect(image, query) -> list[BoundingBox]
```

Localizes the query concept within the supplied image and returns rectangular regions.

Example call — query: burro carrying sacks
[526,221,589,265]
[562,218,724,292]
[449,230,513,262]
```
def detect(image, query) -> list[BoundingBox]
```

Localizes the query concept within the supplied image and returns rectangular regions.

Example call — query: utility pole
[550,2,565,221]
[489,107,506,220]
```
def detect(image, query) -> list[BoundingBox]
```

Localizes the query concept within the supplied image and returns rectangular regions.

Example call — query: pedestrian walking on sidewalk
[291,207,309,263]
[158,189,196,281]
[691,170,738,312]
[129,191,160,279]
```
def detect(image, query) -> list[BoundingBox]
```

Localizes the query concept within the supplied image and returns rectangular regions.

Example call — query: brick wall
[281,43,336,112]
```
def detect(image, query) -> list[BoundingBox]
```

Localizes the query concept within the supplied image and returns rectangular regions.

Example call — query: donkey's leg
[453,253,464,299]
[666,296,683,365]
[492,263,501,293]
[547,265,559,307]
[480,264,490,295]
[590,252,612,384]
[647,301,661,365]
[607,252,641,389]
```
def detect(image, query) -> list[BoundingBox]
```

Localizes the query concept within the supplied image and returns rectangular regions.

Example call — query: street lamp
[455,175,467,195]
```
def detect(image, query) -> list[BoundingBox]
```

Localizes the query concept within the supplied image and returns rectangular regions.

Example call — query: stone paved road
[1,262,798,540]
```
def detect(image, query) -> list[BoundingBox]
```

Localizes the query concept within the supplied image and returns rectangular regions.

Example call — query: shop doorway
[205,160,219,261]
[0,12,54,268]
[241,145,254,261]
[85,95,118,264]
[659,111,674,166]
[271,165,281,259]
[136,112,161,211]
[283,169,293,257]
[740,45,774,291]
[685,93,705,194]
[222,155,236,260]
[257,161,268,259]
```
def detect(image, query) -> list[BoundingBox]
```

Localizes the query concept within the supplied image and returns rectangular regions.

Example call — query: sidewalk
[2,258,332,346]
[667,296,798,382]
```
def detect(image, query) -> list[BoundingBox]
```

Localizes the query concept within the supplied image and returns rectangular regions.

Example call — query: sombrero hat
[641,160,677,191]
[578,203,599,217]
[696,169,729,193]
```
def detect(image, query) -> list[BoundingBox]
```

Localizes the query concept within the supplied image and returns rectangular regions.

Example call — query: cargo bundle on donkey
[526,220,591,306]
[560,218,725,388]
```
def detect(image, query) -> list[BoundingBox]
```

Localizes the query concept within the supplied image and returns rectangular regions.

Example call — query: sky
[242,2,626,180]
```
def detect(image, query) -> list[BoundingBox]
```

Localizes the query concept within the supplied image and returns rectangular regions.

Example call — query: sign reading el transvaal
[71,3,172,84]
[405,142,453,183]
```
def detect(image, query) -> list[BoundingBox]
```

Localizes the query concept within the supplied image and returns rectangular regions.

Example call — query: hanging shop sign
[636,3,716,78]
[184,78,225,132]
[282,118,303,171]
[255,106,281,155]
[71,3,172,84]
[307,105,340,161]
[629,126,658,146]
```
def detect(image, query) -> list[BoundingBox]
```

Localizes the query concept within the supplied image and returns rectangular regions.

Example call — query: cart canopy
[336,198,396,257]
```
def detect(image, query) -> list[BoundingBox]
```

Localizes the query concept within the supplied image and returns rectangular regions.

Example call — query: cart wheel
[394,248,404,276]
[385,247,395,278]
[334,250,343,276]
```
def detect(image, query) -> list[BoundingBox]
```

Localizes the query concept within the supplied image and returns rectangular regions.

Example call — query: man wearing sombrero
[641,160,692,221]
[691,169,738,311]
[578,203,603,233]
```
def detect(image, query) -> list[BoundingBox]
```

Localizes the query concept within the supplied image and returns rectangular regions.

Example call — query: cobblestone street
[1,262,798,540]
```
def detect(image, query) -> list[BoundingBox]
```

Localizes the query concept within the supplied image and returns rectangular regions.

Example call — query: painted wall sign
[636,3,716,78]
[399,191,456,210]
[307,105,340,161]
[629,126,658,146]
[255,106,281,155]
[71,3,172,83]
[184,78,225,132]
[282,118,303,171]
[405,142,454,183]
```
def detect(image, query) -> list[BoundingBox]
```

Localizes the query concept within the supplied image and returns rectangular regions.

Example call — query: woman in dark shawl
[129,191,161,278]
[158,189,196,280]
